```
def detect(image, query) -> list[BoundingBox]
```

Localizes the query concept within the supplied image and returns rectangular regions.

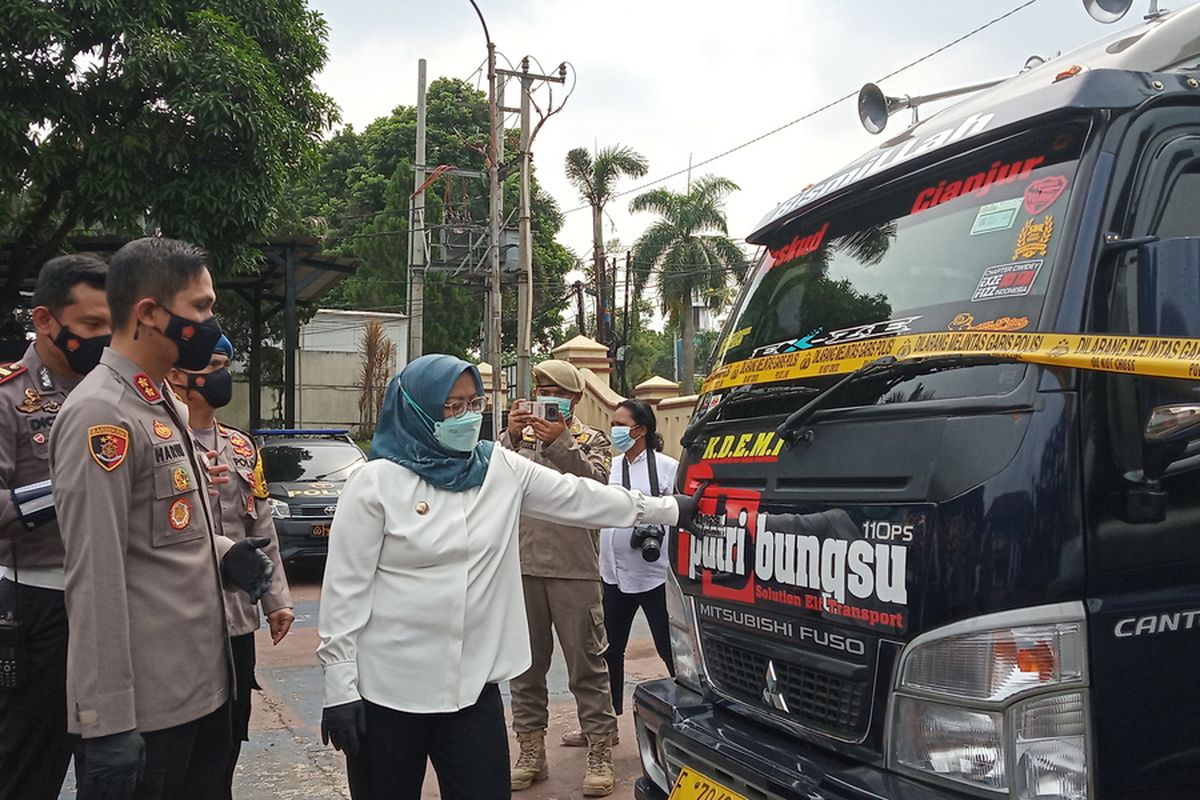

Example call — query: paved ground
[231,563,671,799]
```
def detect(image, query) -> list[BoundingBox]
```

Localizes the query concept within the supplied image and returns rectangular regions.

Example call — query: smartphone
[531,400,561,421]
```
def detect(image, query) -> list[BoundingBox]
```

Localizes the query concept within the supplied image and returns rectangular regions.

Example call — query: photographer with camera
[501,359,619,797]
[598,400,677,717]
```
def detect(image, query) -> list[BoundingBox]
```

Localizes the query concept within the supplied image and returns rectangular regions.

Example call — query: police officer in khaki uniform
[0,254,111,800]
[168,334,294,799]
[51,237,274,800]
[502,359,619,797]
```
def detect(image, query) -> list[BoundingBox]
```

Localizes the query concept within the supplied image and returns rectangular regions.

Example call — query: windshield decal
[948,313,1030,332]
[750,316,923,358]
[1012,214,1054,260]
[970,198,1023,235]
[971,260,1043,302]
[761,112,996,229]
[912,156,1044,214]
[769,223,828,267]
[1024,175,1069,214]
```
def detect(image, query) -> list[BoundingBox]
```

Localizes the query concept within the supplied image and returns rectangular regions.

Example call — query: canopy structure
[0,235,358,429]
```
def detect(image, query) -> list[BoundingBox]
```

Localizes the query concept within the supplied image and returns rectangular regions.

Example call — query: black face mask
[161,307,223,371]
[185,367,233,409]
[52,321,110,376]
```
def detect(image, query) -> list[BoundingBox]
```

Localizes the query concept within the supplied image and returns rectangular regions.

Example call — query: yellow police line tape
[700,331,1200,394]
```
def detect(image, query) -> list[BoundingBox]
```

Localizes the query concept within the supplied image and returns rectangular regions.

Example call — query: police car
[254,429,366,561]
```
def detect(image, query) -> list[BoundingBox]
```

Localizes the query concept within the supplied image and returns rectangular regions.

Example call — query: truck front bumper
[632,679,967,800]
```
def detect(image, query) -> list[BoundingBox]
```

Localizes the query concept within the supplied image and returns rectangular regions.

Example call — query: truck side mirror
[1126,238,1200,521]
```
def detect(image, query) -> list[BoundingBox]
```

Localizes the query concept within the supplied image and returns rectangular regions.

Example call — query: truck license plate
[668,766,748,800]
[311,525,330,537]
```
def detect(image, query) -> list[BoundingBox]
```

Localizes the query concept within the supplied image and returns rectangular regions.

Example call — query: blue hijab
[368,354,494,491]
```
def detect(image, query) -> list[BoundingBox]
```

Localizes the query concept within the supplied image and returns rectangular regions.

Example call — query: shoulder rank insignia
[88,425,130,472]
[574,431,593,445]
[0,363,28,385]
[250,460,269,500]
[229,431,254,459]
[132,373,161,403]
[37,367,53,391]
[152,420,173,440]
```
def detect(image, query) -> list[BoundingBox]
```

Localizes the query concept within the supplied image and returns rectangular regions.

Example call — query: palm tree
[564,145,649,348]
[629,175,747,394]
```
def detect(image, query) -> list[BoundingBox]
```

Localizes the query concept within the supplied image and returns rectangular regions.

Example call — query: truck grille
[293,505,334,518]
[701,628,871,741]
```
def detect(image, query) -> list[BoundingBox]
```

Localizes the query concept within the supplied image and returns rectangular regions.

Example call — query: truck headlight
[887,602,1089,799]
[664,569,703,692]
[269,498,291,519]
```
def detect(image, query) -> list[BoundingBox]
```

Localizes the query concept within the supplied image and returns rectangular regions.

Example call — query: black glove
[674,482,708,537]
[221,537,274,604]
[77,729,145,800]
[321,699,366,756]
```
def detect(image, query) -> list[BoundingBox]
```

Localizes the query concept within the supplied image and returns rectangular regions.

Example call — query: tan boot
[562,728,619,747]
[582,733,616,797]
[511,729,549,791]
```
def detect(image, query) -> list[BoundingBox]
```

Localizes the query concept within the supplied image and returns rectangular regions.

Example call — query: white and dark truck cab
[635,3,1200,799]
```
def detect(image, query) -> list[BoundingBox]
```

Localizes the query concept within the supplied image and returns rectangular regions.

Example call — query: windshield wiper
[680,384,819,449]
[775,353,1025,445]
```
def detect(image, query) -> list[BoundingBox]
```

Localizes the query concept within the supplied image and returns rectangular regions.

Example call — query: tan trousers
[510,576,618,736]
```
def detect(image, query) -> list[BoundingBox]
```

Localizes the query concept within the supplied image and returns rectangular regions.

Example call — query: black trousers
[0,578,75,800]
[222,632,257,799]
[346,684,510,800]
[76,701,234,800]
[601,581,674,714]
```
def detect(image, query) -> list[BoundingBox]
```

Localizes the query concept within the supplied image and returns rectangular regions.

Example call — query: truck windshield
[716,119,1089,405]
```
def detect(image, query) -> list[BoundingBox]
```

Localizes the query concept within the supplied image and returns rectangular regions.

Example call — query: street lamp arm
[467,0,492,47]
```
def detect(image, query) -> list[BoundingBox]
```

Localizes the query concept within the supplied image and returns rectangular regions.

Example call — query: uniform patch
[168,498,192,530]
[172,467,191,493]
[37,367,53,391]
[132,373,161,403]
[32,432,46,445]
[153,420,173,440]
[250,460,269,499]
[575,432,593,444]
[246,494,256,515]
[0,363,28,385]
[229,433,254,459]
[88,425,130,472]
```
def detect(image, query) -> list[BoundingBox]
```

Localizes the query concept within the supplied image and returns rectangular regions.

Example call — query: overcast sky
[305,0,1176,290]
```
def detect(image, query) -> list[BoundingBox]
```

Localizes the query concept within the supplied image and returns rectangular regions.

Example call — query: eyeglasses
[443,395,487,418]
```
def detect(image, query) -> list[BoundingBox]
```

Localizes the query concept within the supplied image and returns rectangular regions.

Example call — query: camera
[630,525,665,562]
[530,400,561,422]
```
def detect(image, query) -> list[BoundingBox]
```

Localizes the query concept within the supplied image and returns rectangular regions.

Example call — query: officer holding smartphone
[501,360,619,797]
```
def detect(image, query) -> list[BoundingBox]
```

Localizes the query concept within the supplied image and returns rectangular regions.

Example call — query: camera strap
[621,449,660,497]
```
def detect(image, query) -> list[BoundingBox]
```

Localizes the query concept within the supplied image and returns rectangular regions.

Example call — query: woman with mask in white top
[316,355,702,800]
[599,400,678,717]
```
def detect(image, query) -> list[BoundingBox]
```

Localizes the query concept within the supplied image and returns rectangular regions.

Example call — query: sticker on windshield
[769,223,828,267]
[750,316,922,358]
[970,197,1023,235]
[1024,175,1069,215]
[948,312,1030,332]
[971,260,1043,302]
[1012,214,1054,260]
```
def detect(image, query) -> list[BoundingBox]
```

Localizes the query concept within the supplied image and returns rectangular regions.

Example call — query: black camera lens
[641,538,661,562]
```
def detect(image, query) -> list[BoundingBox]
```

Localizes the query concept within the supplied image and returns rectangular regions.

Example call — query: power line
[562,0,1042,215]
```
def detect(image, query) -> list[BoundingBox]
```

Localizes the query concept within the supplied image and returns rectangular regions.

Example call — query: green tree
[0,1,337,311]
[629,176,748,393]
[563,145,649,350]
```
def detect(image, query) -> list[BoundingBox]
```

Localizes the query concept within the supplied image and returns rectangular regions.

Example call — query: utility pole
[622,250,631,396]
[408,58,428,361]
[487,39,503,437]
[497,58,566,398]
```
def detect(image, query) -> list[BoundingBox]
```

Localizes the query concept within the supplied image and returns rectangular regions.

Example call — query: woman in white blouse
[316,354,698,800]
[598,400,679,717]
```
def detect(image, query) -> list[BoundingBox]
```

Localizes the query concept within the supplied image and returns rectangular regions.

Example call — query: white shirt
[317,445,679,713]
[600,450,679,593]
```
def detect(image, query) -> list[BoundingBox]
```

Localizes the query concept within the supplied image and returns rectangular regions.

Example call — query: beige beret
[532,359,585,393]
